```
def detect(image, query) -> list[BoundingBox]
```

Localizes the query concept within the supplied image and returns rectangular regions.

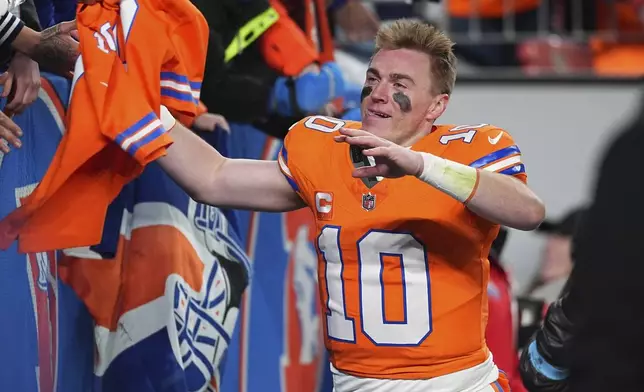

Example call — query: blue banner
[0,74,94,392]
[221,124,333,392]
[0,74,333,392]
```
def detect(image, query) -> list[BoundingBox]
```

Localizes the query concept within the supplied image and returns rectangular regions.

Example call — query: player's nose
[369,83,389,103]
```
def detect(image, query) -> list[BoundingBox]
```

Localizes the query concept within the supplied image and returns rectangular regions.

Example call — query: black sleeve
[0,12,25,65]
[191,0,287,125]
[565,111,644,392]
[20,0,42,32]
[519,294,574,392]
[0,12,25,49]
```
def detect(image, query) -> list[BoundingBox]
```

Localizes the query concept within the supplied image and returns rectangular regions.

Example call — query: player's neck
[397,123,435,147]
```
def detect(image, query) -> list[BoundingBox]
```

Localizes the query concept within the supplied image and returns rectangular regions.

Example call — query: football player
[157,19,545,392]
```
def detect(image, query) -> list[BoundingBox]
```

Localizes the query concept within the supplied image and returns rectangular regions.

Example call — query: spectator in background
[0,1,77,76]
[588,0,644,76]
[518,0,644,76]
[331,0,380,43]
[262,0,348,120]
[446,0,541,67]
[33,0,75,28]
[328,0,381,118]
[486,227,528,392]
[4,0,43,116]
[528,208,585,304]
[0,9,78,153]
[192,0,350,138]
[190,0,284,135]
[520,91,644,392]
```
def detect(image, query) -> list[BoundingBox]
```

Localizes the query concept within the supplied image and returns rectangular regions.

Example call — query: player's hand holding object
[335,127,479,203]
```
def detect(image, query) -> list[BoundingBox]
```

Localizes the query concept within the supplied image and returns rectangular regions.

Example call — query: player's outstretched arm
[462,170,545,230]
[158,111,305,212]
[335,127,545,231]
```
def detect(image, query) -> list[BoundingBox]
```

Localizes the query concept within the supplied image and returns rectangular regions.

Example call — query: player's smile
[365,108,391,120]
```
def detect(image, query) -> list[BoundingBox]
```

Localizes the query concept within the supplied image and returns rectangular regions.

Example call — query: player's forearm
[159,119,228,204]
[467,171,545,230]
[416,152,544,230]
[15,23,78,75]
[160,119,304,212]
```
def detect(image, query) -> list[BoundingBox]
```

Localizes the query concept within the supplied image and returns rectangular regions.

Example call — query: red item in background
[487,259,528,392]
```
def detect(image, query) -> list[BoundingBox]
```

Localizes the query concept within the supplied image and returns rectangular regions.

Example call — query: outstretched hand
[334,128,424,179]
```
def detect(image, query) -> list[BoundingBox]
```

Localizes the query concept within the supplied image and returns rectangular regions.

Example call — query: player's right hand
[0,109,22,153]
[334,127,424,179]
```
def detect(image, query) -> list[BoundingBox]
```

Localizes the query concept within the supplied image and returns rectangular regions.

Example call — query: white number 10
[318,226,432,346]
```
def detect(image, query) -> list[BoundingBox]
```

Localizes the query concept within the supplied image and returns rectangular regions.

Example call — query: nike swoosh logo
[488,132,503,145]
[100,82,108,87]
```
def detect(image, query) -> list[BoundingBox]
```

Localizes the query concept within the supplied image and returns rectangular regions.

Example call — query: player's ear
[425,93,449,122]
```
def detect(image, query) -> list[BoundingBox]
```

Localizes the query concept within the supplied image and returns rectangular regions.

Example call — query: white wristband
[416,152,479,203]
[160,105,177,130]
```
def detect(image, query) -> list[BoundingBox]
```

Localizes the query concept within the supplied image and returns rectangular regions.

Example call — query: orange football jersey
[277,115,527,380]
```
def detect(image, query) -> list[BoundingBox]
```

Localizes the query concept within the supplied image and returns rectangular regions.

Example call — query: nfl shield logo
[362,193,376,211]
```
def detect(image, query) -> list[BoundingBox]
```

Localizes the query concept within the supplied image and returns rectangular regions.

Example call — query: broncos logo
[169,260,229,392]
[193,203,251,274]
[167,201,250,392]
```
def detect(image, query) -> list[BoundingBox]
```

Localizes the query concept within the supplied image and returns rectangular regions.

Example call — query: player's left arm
[463,164,544,230]
[335,127,545,231]
[443,126,545,230]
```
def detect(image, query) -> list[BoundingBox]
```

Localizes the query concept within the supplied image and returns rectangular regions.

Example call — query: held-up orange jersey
[277,116,528,380]
[0,0,208,252]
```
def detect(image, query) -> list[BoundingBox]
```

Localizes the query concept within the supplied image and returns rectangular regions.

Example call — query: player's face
[360,48,448,146]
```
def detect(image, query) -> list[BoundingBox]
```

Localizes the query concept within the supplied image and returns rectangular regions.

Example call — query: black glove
[519,291,575,392]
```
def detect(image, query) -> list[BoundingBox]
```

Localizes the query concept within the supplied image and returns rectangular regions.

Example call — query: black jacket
[190,0,301,137]
[565,98,644,391]
[520,94,644,391]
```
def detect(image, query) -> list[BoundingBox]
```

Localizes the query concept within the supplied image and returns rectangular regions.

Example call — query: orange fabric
[304,0,335,63]
[448,0,540,18]
[297,0,343,111]
[174,100,207,128]
[0,0,208,253]
[59,226,205,330]
[260,0,319,76]
[590,2,644,76]
[491,370,512,391]
[278,116,527,379]
[592,45,644,76]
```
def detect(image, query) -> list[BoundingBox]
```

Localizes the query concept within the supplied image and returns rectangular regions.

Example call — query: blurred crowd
[2,0,643,145]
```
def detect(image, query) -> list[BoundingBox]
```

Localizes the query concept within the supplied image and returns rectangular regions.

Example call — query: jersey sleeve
[277,117,317,204]
[462,125,527,184]
[75,5,172,166]
[160,1,209,127]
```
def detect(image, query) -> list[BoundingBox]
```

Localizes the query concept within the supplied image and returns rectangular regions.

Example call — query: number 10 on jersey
[318,226,433,346]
